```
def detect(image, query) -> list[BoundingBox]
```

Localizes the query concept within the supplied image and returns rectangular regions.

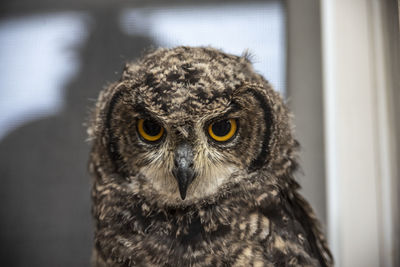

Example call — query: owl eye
[137,119,164,142]
[208,119,237,142]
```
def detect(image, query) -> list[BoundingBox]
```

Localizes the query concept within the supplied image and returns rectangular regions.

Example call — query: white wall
[321,0,399,266]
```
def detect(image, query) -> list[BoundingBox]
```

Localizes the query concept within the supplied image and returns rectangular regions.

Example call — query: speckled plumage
[88,46,333,266]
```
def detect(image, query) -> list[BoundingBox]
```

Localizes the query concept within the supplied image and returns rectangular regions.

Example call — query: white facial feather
[137,121,239,202]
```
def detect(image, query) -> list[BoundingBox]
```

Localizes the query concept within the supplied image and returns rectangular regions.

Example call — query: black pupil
[212,120,231,137]
[143,120,161,136]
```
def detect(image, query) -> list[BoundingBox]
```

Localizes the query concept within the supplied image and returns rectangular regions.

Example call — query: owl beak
[172,143,195,200]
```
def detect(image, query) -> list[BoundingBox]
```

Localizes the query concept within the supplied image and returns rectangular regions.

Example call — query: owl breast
[93,180,319,267]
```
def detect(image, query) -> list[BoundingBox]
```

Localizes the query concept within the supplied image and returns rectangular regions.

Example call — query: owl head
[88,46,298,206]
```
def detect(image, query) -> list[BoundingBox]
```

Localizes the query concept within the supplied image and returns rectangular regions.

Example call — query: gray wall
[0,7,154,266]
[286,0,327,227]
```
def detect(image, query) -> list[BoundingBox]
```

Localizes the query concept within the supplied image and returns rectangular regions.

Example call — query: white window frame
[321,0,399,266]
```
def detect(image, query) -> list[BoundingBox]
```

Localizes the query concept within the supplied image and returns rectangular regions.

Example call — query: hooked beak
[172,143,195,200]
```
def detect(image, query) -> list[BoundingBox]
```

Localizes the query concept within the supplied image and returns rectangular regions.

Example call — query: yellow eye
[137,119,164,142]
[208,119,237,142]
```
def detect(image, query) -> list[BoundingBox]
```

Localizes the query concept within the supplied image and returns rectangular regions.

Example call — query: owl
[88,46,333,266]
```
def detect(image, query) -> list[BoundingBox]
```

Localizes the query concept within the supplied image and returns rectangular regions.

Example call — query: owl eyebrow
[130,104,151,117]
[130,103,162,121]
[206,102,240,124]
[227,100,241,114]
[218,100,241,118]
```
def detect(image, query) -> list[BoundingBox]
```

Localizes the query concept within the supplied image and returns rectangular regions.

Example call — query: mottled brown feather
[88,46,333,266]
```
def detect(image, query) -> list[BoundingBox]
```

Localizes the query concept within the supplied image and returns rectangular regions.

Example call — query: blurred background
[0,0,398,266]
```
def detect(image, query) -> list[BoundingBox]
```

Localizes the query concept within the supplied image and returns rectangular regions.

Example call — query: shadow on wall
[0,9,154,267]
